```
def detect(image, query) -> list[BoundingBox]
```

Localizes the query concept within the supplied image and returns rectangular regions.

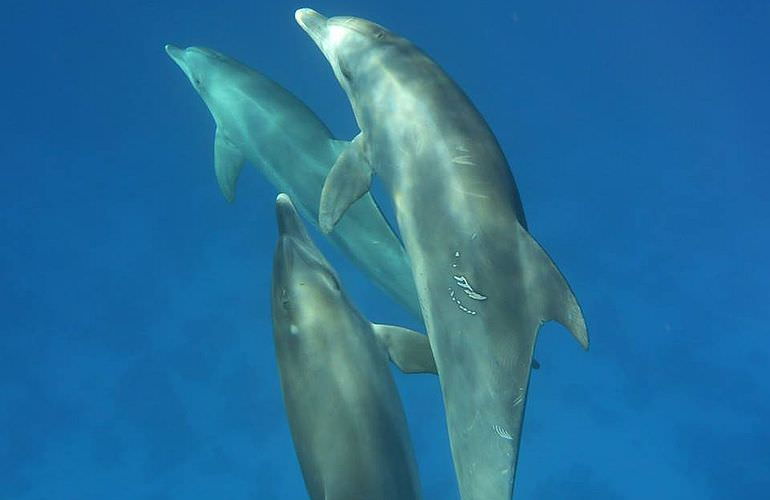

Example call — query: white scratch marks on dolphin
[453,275,487,301]
[493,424,513,440]
[449,288,477,315]
[511,390,525,407]
[452,155,476,166]
[448,250,486,315]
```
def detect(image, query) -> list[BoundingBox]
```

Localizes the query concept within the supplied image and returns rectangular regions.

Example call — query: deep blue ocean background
[2,1,768,498]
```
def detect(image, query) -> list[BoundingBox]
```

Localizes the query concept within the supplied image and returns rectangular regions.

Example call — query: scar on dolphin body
[448,250,487,315]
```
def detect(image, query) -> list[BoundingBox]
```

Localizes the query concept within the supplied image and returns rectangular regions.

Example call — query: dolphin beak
[295,8,328,48]
[164,44,184,64]
[165,44,194,78]
[165,44,196,84]
[276,193,311,243]
[275,193,327,274]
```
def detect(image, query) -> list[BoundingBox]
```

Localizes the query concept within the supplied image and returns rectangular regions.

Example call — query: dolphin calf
[165,44,421,318]
[272,193,436,500]
[295,9,589,499]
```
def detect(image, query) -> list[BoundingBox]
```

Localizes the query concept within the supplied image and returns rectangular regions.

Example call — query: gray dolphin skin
[295,9,589,499]
[271,193,436,500]
[164,44,421,318]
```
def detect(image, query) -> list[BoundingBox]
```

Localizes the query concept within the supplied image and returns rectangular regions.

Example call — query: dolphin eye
[193,77,202,86]
[327,274,341,292]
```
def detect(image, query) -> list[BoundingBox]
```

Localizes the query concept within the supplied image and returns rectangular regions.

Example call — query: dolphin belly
[294,10,590,499]
[271,194,432,500]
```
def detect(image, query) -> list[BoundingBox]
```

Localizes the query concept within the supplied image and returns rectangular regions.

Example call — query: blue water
[2,1,768,498]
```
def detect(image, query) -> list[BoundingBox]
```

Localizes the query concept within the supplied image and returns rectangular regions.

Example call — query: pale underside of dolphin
[295,9,589,500]
[271,193,436,500]
[164,44,421,319]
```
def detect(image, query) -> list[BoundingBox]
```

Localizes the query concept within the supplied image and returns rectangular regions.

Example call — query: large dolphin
[272,193,436,500]
[164,45,421,318]
[295,9,589,499]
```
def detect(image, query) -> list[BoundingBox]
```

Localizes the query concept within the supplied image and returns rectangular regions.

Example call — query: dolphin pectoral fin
[214,128,245,203]
[318,133,372,234]
[532,358,541,370]
[328,138,350,158]
[518,221,590,350]
[372,324,437,374]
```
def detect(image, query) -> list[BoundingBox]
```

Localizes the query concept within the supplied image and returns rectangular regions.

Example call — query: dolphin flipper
[372,324,437,374]
[214,128,245,202]
[329,138,351,158]
[319,133,372,233]
[517,220,590,350]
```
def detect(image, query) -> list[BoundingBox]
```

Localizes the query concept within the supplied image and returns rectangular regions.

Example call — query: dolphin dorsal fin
[517,221,589,350]
[214,128,245,202]
[372,324,437,374]
[318,133,372,233]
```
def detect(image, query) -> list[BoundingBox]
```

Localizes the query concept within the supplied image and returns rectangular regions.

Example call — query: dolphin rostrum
[165,45,421,318]
[272,193,436,500]
[295,9,589,499]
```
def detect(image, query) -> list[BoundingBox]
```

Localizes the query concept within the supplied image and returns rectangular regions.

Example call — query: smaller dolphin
[165,45,421,319]
[272,193,436,500]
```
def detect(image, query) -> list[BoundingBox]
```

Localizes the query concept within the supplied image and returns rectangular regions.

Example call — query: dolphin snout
[164,44,184,62]
[276,193,295,226]
[295,8,328,43]
[275,194,308,242]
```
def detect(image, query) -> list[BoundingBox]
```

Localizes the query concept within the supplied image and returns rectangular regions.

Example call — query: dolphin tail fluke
[214,128,245,202]
[517,221,589,350]
[372,324,437,374]
[319,133,372,233]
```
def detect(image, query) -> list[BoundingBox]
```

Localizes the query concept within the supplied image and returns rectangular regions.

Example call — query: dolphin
[295,9,589,499]
[164,44,421,318]
[272,193,436,500]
